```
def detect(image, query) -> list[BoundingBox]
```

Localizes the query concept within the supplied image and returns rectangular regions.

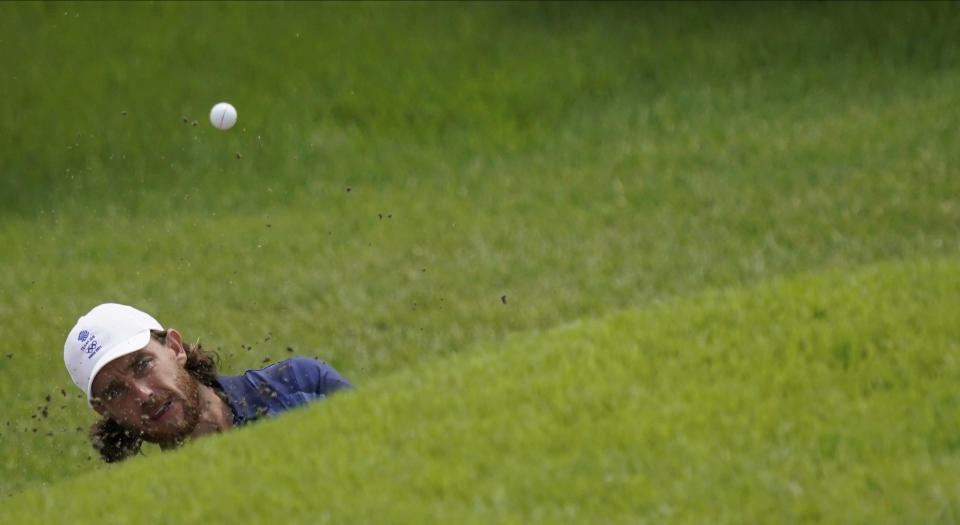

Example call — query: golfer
[64,303,353,462]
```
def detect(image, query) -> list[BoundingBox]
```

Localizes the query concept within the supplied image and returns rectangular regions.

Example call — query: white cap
[64,303,163,405]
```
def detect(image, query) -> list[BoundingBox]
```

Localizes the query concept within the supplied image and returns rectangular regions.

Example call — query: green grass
[1,0,960,519]
[1,258,958,523]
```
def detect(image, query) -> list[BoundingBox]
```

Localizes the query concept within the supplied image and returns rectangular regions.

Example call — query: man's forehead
[109,348,150,370]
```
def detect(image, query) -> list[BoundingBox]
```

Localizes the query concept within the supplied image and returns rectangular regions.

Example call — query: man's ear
[165,328,188,366]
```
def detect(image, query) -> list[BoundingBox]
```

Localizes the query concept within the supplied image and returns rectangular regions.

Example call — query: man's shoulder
[265,356,323,374]
[217,356,352,425]
[218,356,352,398]
[259,356,332,386]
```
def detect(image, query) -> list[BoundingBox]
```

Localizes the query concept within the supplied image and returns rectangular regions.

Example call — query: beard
[138,366,202,445]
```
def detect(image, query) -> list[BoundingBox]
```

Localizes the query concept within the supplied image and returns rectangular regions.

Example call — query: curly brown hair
[89,330,222,463]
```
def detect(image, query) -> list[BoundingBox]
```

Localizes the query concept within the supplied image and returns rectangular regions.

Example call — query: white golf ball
[210,102,237,130]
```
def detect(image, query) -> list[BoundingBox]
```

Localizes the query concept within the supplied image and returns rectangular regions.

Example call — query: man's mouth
[148,401,173,422]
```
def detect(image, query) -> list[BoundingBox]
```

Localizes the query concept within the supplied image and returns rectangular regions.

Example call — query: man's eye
[104,386,124,400]
[133,358,153,373]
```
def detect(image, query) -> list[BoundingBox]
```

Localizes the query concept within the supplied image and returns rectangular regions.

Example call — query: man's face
[90,338,201,444]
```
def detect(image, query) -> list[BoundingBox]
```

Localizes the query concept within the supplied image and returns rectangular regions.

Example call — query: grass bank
[2,257,958,523]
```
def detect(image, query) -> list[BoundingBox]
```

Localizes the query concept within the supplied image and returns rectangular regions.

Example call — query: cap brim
[84,330,152,407]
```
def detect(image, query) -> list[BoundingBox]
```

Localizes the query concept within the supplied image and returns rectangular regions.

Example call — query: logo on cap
[77,330,102,359]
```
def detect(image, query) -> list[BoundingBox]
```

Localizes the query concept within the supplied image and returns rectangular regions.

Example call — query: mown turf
[1,258,958,524]
[2,0,960,505]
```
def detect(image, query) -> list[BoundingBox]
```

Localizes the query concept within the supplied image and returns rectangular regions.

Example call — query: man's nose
[130,380,155,401]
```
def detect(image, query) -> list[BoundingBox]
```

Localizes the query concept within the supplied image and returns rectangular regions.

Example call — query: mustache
[138,396,172,421]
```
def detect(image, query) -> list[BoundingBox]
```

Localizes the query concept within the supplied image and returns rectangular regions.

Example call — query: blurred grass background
[1,0,959,514]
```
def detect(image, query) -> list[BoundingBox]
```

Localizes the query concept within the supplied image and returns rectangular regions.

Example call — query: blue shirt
[215,357,353,426]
